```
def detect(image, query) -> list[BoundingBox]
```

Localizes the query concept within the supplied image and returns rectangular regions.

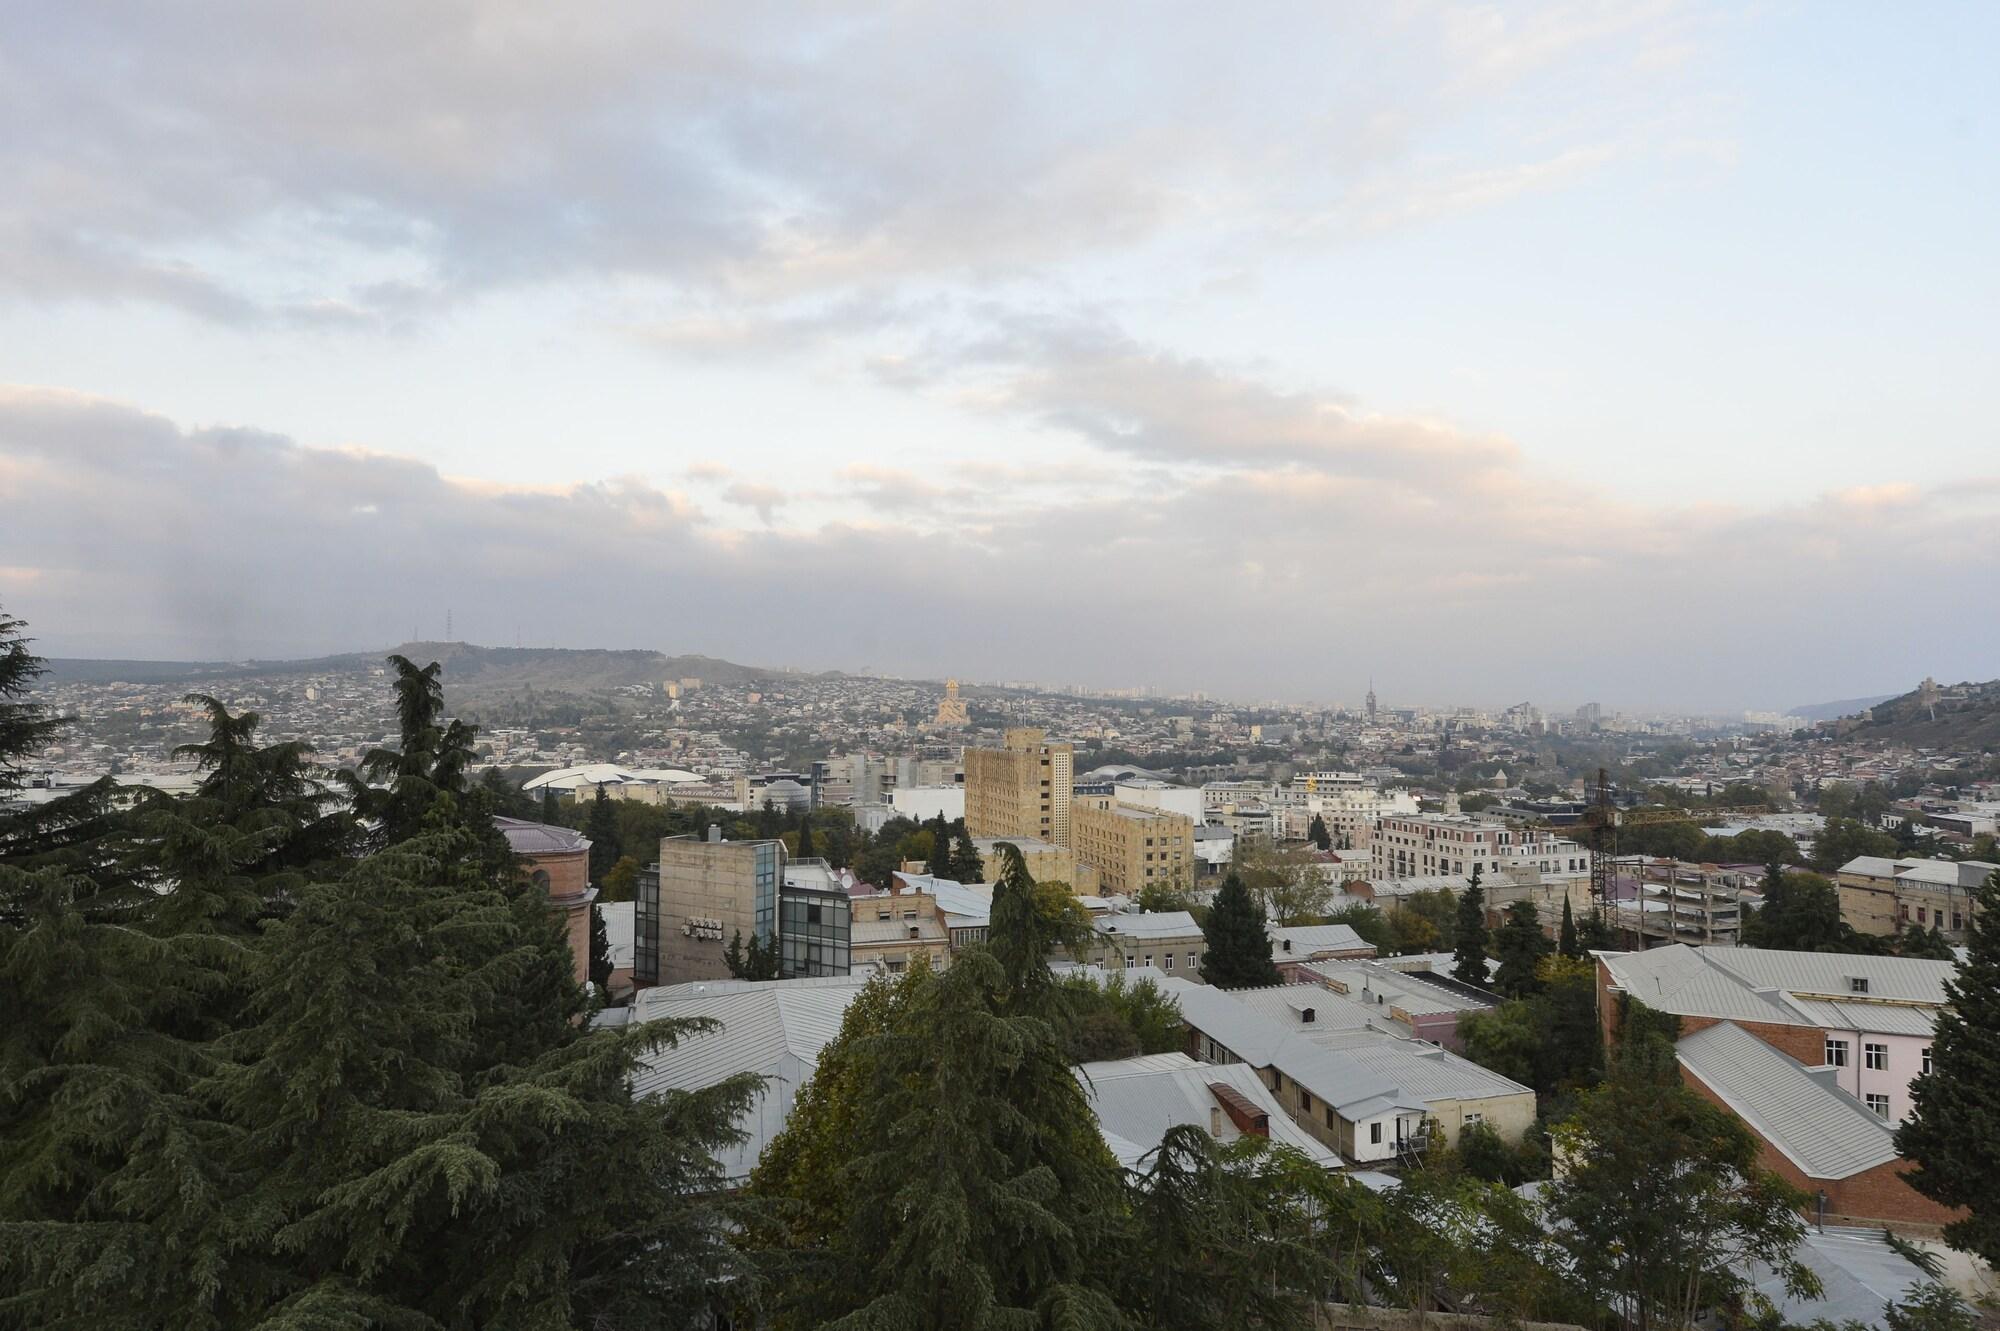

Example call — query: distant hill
[1787,693,1897,724]
[44,642,825,697]
[1838,678,2000,751]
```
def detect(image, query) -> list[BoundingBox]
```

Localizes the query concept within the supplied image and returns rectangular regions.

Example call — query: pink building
[495,817,599,989]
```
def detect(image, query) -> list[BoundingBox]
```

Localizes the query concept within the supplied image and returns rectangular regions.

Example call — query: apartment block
[1836,855,1992,938]
[636,828,850,987]
[964,727,1075,847]
[1374,812,1586,881]
[1071,800,1195,898]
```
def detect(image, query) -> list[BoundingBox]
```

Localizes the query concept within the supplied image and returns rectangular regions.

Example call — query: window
[1301,1091,1313,1112]
[1188,952,1199,970]
[1865,1093,1891,1118]
[1369,1122,1383,1145]
[1143,954,1153,968]
[1848,976,1869,994]
[1124,955,1135,969]
[1824,1037,1849,1067]
[1464,1111,1483,1126]
[1163,953,1176,971]
[1922,1047,1933,1075]
[1865,1042,1888,1071]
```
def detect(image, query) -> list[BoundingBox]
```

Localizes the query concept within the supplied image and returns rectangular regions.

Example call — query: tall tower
[1365,678,1378,723]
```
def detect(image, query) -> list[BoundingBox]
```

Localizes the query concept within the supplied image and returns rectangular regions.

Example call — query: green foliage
[1235,842,1330,925]
[1201,873,1282,989]
[599,853,640,903]
[1546,1006,1819,1331]
[0,607,62,792]
[1882,1282,1980,1331]
[1741,863,1881,954]
[1460,953,1603,1099]
[1810,816,1902,875]
[1490,898,1551,998]
[1559,897,1581,957]
[590,901,613,994]
[1327,900,1397,954]
[1451,868,1489,987]
[0,655,756,1330]
[1136,881,1197,915]
[1897,865,2000,1265]
[585,784,622,882]
[1057,972,1184,1063]
[1307,813,1331,851]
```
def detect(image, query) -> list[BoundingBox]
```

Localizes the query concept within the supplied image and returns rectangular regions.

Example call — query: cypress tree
[1201,873,1282,990]
[586,784,621,883]
[1452,867,1490,988]
[0,606,62,792]
[1898,867,2000,1265]
[1559,897,1581,958]
[590,902,613,995]
[1491,898,1551,998]
[1307,814,1331,851]
[796,816,815,860]
[948,822,985,884]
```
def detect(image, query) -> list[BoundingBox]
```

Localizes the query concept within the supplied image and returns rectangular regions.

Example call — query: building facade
[1836,855,1992,938]
[636,829,851,987]
[964,727,1075,847]
[1071,800,1195,898]
[1374,812,1586,881]
[495,817,598,988]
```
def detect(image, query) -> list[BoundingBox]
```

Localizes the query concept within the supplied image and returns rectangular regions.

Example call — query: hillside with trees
[1841,677,2000,750]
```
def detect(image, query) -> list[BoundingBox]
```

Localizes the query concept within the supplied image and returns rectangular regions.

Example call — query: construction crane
[1567,767,1775,944]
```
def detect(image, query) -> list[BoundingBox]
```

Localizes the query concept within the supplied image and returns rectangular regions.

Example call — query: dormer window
[1848,977,1869,995]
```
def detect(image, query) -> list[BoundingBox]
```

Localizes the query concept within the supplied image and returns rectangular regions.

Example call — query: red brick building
[496,817,597,989]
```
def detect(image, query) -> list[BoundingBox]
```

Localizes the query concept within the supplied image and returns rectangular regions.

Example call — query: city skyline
[4,3,1998,709]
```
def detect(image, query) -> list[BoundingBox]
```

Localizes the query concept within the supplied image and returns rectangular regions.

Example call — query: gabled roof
[1269,923,1371,960]
[628,974,871,1180]
[1075,1053,1340,1170]
[493,816,590,856]
[1094,910,1202,941]
[1676,1021,1899,1180]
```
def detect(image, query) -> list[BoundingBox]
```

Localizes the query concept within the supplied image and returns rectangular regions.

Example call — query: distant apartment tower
[964,727,1075,847]
[634,829,851,987]
[1071,800,1195,898]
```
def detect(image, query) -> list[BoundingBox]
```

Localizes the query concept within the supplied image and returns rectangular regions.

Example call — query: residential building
[496,816,599,988]
[1268,923,1376,977]
[964,727,1075,847]
[1084,910,1208,979]
[1374,812,1586,881]
[1076,1052,1342,1170]
[1166,979,1533,1162]
[847,878,952,973]
[637,828,851,987]
[1595,944,1955,1125]
[1071,799,1195,898]
[1836,855,1992,938]
[1296,958,1500,1050]
[1676,1021,1956,1228]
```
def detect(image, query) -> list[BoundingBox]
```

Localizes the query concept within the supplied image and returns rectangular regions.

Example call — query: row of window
[1824,1037,1919,1072]
[1123,952,1200,971]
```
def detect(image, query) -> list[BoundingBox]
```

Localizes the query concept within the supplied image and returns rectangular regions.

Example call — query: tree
[1742,865,1862,953]
[600,853,640,903]
[1452,868,1489,987]
[810,949,1132,1329]
[1201,873,1282,989]
[0,607,62,792]
[1307,813,1331,851]
[1490,899,1551,998]
[1882,1282,1981,1331]
[947,822,985,884]
[796,816,815,860]
[1559,896,1581,957]
[723,928,746,979]
[586,784,622,884]
[1897,865,2000,1266]
[541,787,561,824]
[1546,1003,1818,1331]
[1136,881,1197,914]
[1235,842,1329,925]
[1896,923,1955,960]
[1327,900,1397,954]
[590,902,613,994]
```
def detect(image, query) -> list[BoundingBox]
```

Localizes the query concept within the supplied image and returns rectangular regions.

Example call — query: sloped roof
[1598,945,1809,1025]
[628,974,871,1180]
[1269,923,1371,960]
[1075,1053,1340,1169]
[1167,981,1429,1121]
[493,816,590,856]
[1095,910,1202,942]
[1676,1021,1899,1180]
[1702,946,1956,1005]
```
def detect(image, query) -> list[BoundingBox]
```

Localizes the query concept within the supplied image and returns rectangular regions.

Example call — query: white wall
[892,786,965,823]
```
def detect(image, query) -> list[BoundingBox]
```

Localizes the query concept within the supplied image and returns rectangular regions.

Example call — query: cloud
[5,382,1997,710]
[0,2,1714,327]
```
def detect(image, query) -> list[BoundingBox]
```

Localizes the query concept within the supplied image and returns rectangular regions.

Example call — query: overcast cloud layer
[3,2,1997,710]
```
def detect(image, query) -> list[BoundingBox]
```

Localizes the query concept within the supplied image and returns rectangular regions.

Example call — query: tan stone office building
[964,727,1075,847]
[1071,800,1195,898]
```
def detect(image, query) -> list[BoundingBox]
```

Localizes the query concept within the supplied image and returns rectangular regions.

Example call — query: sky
[2,1,1996,713]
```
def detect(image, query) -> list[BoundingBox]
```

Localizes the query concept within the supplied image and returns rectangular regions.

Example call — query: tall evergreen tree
[926,812,954,878]
[589,902,613,995]
[541,788,561,825]
[0,607,62,793]
[1559,896,1581,958]
[795,816,815,860]
[818,949,1132,1329]
[1452,868,1490,987]
[586,784,621,883]
[1307,813,1331,851]
[1491,899,1551,998]
[1201,873,1282,990]
[948,822,985,884]
[1897,866,2000,1265]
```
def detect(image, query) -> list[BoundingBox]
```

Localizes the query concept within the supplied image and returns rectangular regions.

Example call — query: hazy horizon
[5,4,1997,712]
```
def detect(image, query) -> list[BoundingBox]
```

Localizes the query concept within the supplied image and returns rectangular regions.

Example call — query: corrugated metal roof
[493,815,590,855]
[1599,945,1810,1025]
[1676,1021,1898,1180]
[1702,946,1955,1005]
[1075,1053,1341,1169]
[1094,911,1203,941]
[1781,997,1937,1037]
[627,974,871,1180]
[1269,923,1370,959]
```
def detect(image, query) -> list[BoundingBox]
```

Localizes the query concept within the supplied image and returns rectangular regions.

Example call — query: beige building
[1072,800,1195,898]
[638,831,852,987]
[848,879,953,973]
[964,727,1075,847]
[1836,855,1992,937]
[971,836,1098,892]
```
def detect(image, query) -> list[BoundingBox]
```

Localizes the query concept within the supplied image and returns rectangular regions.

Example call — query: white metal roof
[1676,1021,1898,1180]
[1075,1053,1341,1170]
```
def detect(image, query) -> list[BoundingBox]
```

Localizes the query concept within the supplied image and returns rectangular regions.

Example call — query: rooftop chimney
[707,824,722,843]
